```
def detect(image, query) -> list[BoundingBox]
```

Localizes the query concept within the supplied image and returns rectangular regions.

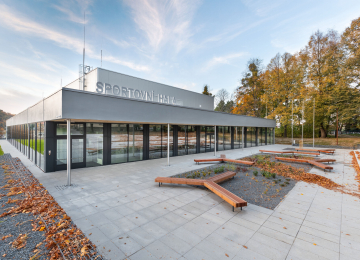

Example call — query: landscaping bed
[170,154,316,209]
[0,154,48,259]
[0,154,104,260]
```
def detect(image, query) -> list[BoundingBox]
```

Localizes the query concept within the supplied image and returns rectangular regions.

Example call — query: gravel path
[0,154,48,260]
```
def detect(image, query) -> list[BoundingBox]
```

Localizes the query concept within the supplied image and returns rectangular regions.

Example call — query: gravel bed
[0,154,48,260]
[170,153,315,210]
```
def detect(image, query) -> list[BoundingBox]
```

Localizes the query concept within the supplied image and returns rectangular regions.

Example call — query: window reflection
[86,123,103,167]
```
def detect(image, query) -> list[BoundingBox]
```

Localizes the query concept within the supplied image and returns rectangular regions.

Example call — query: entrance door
[205,134,214,152]
[71,138,85,169]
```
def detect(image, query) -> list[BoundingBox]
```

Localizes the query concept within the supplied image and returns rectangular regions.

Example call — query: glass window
[177,125,197,156]
[187,126,197,155]
[129,124,143,162]
[178,126,187,156]
[224,126,231,150]
[111,124,128,164]
[200,126,206,153]
[218,126,224,151]
[86,123,103,167]
[234,127,242,149]
[72,139,84,163]
[56,139,67,165]
[36,122,45,170]
[149,125,162,159]
[56,124,84,135]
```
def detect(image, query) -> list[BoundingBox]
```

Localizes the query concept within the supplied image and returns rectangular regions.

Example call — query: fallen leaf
[225,253,229,257]
[39,226,45,231]
[313,243,317,246]
[243,245,248,249]
[283,227,287,229]
[80,246,88,256]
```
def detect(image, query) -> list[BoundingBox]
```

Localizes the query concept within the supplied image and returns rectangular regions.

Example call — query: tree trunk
[284,125,287,138]
[320,126,327,138]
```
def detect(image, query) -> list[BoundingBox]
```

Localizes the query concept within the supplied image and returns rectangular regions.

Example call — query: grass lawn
[0,145,3,156]
[276,135,360,147]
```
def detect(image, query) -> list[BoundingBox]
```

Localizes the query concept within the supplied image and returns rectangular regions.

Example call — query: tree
[342,16,360,88]
[214,89,234,113]
[263,52,300,137]
[202,85,213,96]
[233,58,264,117]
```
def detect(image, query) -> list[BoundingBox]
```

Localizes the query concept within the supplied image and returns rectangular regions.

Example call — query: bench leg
[241,207,242,211]
[232,206,234,212]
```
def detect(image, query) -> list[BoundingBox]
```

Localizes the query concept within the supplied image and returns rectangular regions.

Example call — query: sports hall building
[6,68,275,172]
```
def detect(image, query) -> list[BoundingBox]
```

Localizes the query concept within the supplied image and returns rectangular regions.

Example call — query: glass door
[71,138,85,169]
[205,133,214,152]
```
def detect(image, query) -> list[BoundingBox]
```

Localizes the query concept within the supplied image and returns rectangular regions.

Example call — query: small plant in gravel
[261,170,266,176]
[286,178,291,181]
[253,170,258,176]
[271,173,276,178]
[202,172,207,177]
[284,181,290,185]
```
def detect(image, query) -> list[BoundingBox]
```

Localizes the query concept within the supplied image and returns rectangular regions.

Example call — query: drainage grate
[54,184,79,191]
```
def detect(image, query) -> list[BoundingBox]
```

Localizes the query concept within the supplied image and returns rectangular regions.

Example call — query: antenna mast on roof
[79,12,92,90]
[82,11,85,90]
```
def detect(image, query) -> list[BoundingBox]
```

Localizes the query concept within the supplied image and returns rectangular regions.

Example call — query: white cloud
[0,4,87,54]
[240,0,286,17]
[203,52,247,71]
[102,55,151,72]
[53,0,93,24]
[0,4,151,72]
[123,0,201,52]
[53,5,88,24]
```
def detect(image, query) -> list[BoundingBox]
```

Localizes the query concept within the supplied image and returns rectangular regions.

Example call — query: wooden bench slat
[275,157,334,170]
[207,171,236,183]
[194,158,254,166]
[204,182,247,207]
[223,158,255,165]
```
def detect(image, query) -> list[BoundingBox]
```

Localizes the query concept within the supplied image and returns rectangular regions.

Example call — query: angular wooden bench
[259,150,320,156]
[194,158,254,166]
[155,171,246,211]
[275,157,334,171]
[155,177,205,186]
[295,148,335,155]
[207,171,236,183]
[314,159,336,164]
[204,181,247,211]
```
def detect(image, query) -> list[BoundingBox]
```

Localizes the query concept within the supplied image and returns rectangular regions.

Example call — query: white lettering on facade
[96,82,178,105]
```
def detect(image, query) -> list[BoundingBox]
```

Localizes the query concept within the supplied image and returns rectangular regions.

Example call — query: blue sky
[1,0,359,114]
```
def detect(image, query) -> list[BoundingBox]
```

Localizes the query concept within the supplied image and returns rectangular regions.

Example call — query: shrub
[253,170,258,176]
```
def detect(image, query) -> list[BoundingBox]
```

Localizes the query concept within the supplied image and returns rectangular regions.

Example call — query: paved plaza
[1,140,359,260]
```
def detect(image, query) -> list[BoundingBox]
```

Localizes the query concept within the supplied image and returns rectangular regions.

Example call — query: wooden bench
[155,171,247,211]
[194,158,255,166]
[223,158,255,165]
[207,171,236,183]
[314,159,336,164]
[295,148,335,155]
[275,157,334,171]
[259,150,320,156]
[204,181,247,211]
[154,177,205,186]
